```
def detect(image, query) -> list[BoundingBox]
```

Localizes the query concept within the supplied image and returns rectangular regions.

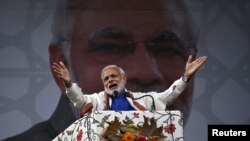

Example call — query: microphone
[113,91,118,97]
[110,91,118,98]
[125,92,156,111]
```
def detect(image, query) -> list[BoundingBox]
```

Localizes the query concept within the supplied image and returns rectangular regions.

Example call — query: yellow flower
[122,132,135,141]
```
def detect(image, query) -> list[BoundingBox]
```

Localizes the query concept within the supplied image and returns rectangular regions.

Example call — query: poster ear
[49,43,68,95]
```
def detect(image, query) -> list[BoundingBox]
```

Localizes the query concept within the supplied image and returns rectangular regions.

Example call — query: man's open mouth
[109,83,118,89]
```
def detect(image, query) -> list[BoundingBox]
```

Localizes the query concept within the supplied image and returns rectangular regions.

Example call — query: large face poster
[0,0,250,141]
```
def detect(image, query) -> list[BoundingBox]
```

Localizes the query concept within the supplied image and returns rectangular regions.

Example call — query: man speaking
[52,55,207,115]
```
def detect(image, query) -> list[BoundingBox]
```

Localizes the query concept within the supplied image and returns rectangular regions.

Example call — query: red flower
[164,124,176,134]
[136,136,147,141]
[77,129,83,141]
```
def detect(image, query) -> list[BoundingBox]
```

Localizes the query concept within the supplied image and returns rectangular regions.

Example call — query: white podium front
[53,111,184,141]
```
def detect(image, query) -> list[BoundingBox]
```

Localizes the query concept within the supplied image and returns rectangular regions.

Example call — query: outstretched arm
[183,55,208,81]
[52,61,88,108]
[157,55,208,107]
[52,61,72,87]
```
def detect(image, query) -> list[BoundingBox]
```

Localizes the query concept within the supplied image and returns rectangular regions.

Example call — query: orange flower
[122,132,135,141]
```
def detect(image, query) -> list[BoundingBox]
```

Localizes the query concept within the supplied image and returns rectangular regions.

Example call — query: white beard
[105,80,126,96]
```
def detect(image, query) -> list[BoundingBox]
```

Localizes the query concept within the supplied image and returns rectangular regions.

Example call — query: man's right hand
[52,61,72,87]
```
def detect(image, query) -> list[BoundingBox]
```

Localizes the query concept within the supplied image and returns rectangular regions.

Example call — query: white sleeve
[65,83,86,108]
[158,77,187,105]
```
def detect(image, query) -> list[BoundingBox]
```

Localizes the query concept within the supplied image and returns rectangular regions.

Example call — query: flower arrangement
[101,115,166,141]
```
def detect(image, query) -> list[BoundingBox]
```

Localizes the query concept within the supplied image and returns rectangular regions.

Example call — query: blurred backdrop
[0,0,250,141]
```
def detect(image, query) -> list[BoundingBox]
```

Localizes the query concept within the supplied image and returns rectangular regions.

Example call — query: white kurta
[66,77,187,114]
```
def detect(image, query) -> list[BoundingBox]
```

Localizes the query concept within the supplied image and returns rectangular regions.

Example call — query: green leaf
[140,116,165,138]
[102,116,122,141]
[66,130,74,135]
[57,137,62,141]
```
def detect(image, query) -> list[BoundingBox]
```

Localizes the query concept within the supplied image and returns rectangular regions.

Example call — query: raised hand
[52,61,71,86]
[184,55,208,78]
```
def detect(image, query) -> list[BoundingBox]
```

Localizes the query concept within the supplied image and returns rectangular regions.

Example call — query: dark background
[0,0,250,140]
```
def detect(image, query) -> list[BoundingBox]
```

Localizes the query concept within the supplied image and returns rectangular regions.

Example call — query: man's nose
[124,42,164,86]
[107,78,114,83]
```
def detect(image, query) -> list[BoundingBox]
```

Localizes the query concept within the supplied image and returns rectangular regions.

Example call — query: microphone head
[113,91,118,97]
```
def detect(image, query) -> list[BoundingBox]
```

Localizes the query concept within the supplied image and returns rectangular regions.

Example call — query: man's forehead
[102,68,121,78]
[103,67,119,74]
[74,0,185,10]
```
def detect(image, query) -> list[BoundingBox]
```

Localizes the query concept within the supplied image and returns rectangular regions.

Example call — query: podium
[53,111,184,141]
